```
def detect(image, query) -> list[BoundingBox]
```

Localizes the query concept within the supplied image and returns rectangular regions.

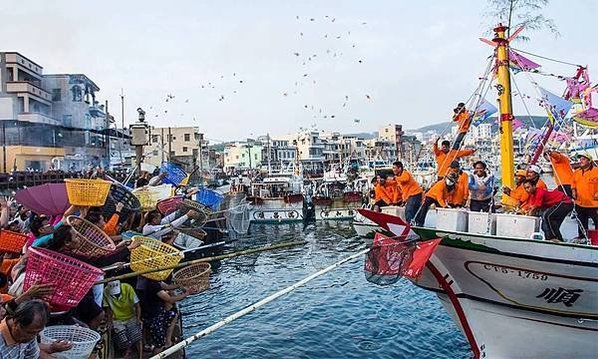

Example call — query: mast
[493,24,515,190]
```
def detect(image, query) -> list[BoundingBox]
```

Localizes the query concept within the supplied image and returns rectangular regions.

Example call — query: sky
[1,0,596,142]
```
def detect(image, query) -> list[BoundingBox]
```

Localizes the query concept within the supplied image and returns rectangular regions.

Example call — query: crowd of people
[370,136,598,242]
[0,171,206,358]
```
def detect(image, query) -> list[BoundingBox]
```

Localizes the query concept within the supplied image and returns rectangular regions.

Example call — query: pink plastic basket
[24,247,103,310]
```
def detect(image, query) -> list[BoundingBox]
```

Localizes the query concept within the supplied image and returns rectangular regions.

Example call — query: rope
[150,247,371,359]
[510,48,583,68]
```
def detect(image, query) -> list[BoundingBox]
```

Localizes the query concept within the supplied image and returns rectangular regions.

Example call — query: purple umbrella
[15,183,70,216]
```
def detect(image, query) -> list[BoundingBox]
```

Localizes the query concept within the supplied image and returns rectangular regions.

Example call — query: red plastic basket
[157,196,184,215]
[24,247,103,310]
[0,230,27,253]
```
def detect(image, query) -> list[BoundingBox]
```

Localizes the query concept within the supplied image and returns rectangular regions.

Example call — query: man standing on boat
[526,165,548,190]
[390,161,423,223]
[503,169,530,210]
[544,150,574,196]
[447,161,469,208]
[523,179,573,242]
[571,153,598,238]
[433,139,475,178]
[414,173,458,226]
[469,160,496,212]
[452,102,471,147]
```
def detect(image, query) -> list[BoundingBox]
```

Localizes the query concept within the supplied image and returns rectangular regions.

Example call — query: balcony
[17,112,60,126]
[6,82,52,104]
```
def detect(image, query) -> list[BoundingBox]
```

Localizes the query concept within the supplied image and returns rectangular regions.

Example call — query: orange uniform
[425,180,453,208]
[453,110,471,134]
[548,152,574,186]
[509,183,530,207]
[104,213,120,236]
[433,143,475,178]
[536,178,548,191]
[390,170,423,202]
[572,165,598,207]
[448,171,469,207]
[374,182,396,205]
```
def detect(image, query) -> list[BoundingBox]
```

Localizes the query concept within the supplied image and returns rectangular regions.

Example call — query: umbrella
[15,183,70,216]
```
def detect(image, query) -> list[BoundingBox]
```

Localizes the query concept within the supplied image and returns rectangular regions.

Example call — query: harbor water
[180,222,470,358]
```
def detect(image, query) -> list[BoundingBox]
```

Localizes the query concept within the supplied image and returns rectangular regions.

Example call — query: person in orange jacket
[503,169,530,210]
[373,174,396,212]
[526,165,548,190]
[447,161,469,208]
[571,153,598,238]
[452,102,471,146]
[433,139,476,178]
[544,150,574,196]
[391,161,423,223]
[414,173,458,226]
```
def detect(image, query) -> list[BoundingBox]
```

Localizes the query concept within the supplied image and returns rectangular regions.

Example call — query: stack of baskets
[173,262,211,294]
[64,179,112,206]
[132,184,173,211]
[161,162,188,186]
[24,247,103,310]
[130,236,182,280]
[66,216,116,258]
[0,230,27,253]
[40,325,101,359]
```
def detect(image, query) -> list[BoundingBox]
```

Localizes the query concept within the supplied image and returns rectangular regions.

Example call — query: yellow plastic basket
[64,179,112,207]
[132,185,173,211]
[129,236,182,281]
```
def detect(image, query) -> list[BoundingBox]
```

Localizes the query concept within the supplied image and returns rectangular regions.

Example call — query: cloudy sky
[1,0,596,142]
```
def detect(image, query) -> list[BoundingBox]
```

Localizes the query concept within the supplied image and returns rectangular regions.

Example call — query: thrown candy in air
[354,118,361,123]
[310,18,315,21]
[294,52,300,56]
[331,115,336,118]
[300,32,304,36]
[358,60,363,63]
[185,99,189,103]
[365,95,371,100]
[283,92,288,97]
[303,74,308,77]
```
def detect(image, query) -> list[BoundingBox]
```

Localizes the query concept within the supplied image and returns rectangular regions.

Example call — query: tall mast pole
[493,24,515,190]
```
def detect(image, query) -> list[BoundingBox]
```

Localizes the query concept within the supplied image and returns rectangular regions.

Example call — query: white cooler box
[436,208,468,232]
[468,211,496,235]
[495,213,540,239]
[381,206,406,219]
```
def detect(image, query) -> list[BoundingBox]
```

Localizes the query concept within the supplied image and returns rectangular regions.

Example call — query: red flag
[364,232,414,285]
[402,238,442,280]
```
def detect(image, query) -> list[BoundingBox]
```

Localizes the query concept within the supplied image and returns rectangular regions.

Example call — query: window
[152,135,159,143]
[51,89,61,101]
[184,133,191,141]
[183,146,188,152]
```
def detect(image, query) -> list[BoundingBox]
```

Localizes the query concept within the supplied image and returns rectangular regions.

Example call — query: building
[146,126,207,172]
[0,52,64,171]
[378,124,404,158]
[223,141,263,170]
[258,135,297,172]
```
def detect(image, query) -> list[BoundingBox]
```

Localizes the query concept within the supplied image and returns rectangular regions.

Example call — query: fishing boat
[360,24,598,358]
[308,166,364,221]
[247,173,305,223]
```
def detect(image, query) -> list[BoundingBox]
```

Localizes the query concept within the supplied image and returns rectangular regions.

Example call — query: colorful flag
[364,232,414,285]
[538,87,573,123]
[509,50,541,73]
[402,238,442,280]
[472,99,498,126]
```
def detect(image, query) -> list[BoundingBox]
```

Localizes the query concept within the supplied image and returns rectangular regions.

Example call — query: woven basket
[132,185,173,211]
[64,179,112,206]
[108,183,141,212]
[157,196,184,215]
[25,248,103,310]
[173,262,211,294]
[40,325,101,359]
[66,216,116,258]
[0,230,27,253]
[130,236,182,281]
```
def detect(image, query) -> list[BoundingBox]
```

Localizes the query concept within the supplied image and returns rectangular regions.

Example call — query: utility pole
[105,100,110,170]
[118,89,124,164]
[2,121,6,173]
[161,128,165,163]
[168,127,172,162]
[198,133,204,172]
[267,133,271,175]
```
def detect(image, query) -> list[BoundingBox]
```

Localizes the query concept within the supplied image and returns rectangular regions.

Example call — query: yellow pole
[493,24,515,190]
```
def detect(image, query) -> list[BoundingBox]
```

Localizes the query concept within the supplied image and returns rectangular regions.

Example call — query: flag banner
[509,50,541,73]
[364,232,414,285]
[402,239,442,280]
[538,87,573,123]
[472,99,498,126]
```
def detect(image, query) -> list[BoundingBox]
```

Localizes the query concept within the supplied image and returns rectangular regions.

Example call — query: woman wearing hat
[572,153,598,238]
[526,165,548,190]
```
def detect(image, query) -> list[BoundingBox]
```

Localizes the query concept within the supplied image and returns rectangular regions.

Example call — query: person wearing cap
[544,150,574,196]
[103,280,142,358]
[571,153,598,238]
[414,173,458,226]
[469,160,496,212]
[390,161,423,223]
[452,102,472,146]
[447,161,469,208]
[433,139,476,178]
[503,169,530,210]
[373,174,397,212]
[526,165,548,190]
[523,179,573,241]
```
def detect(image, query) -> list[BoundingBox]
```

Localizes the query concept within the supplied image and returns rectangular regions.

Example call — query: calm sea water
[180,222,470,358]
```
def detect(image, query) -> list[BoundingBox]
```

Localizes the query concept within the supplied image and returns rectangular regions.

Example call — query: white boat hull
[412,228,598,358]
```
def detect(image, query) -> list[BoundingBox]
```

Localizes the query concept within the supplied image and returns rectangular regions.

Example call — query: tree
[485,0,559,40]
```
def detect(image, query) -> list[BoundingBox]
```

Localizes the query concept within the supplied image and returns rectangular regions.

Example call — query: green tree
[485,0,559,40]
